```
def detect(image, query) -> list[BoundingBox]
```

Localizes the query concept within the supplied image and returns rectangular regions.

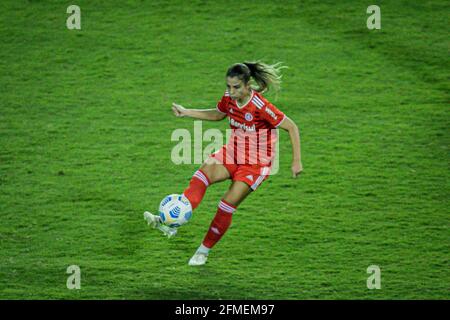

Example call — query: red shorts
[209,145,272,191]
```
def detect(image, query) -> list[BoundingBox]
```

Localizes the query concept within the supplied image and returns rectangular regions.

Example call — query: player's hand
[292,162,303,178]
[172,103,187,117]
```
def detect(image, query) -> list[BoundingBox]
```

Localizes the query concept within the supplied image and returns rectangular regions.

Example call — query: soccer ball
[158,194,193,228]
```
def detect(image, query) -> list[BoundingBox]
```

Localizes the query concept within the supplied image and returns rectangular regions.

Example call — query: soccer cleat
[144,211,161,227]
[159,224,177,238]
[143,211,177,238]
[188,253,208,266]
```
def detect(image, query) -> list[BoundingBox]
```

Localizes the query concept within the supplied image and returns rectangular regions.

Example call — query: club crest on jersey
[245,112,253,121]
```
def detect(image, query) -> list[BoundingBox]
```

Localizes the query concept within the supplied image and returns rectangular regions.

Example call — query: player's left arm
[279,116,303,178]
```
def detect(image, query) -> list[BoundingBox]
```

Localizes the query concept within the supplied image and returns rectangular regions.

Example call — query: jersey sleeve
[262,102,286,128]
[216,95,229,114]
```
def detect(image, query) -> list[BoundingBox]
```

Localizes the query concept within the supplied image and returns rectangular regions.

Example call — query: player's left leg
[188,181,252,266]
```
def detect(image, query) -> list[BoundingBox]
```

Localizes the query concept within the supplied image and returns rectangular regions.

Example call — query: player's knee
[222,192,240,207]
[200,159,227,184]
[222,183,252,207]
[202,157,220,167]
[199,162,215,184]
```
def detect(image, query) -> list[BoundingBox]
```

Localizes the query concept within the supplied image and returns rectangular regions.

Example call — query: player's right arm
[172,103,226,121]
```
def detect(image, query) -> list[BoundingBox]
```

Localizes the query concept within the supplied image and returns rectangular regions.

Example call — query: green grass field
[0,0,448,299]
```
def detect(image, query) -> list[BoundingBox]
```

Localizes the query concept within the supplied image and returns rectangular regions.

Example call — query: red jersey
[215,90,286,167]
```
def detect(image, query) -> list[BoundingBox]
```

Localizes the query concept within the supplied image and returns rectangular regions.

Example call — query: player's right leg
[183,157,231,210]
[144,156,232,237]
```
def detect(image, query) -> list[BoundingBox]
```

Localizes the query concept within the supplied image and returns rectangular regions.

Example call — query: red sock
[183,169,210,210]
[202,199,236,249]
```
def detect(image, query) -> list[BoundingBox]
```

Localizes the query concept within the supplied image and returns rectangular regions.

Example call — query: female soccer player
[144,62,303,266]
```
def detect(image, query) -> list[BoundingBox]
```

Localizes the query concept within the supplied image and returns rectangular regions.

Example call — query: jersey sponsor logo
[265,107,278,120]
[229,118,256,131]
[244,112,253,121]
